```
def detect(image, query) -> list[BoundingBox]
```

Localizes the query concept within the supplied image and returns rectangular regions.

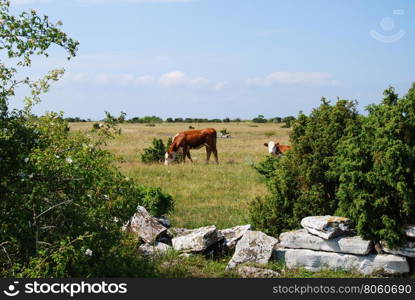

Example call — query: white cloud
[214,81,227,90]
[134,75,155,86]
[159,71,208,88]
[63,72,88,82]
[62,71,210,88]
[246,72,337,87]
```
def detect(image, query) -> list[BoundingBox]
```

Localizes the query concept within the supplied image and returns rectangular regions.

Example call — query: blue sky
[9,0,415,120]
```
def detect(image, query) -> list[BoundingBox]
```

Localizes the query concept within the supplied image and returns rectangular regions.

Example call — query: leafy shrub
[0,2,173,277]
[220,128,230,135]
[138,186,174,217]
[281,116,296,128]
[334,86,415,247]
[250,98,359,237]
[252,114,267,123]
[251,88,415,247]
[140,137,184,164]
[140,138,169,163]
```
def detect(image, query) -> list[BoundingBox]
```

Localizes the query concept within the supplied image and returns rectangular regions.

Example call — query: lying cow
[165,128,219,165]
[264,141,291,156]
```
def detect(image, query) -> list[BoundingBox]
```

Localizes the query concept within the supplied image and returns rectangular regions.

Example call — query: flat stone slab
[381,241,415,258]
[167,227,192,237]
[172,225,222,253]
[301,216,352,240]
[138,242,172,257]
[406,225,415,239]
[237,266,280,278]
[227,231,279,269]
[219,225,252,251]
[275,248,409,275]
[126,206,167,243]
[279,229,372,255]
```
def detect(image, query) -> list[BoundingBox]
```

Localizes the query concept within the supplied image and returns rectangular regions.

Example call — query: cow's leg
[212,146,219,164]
[186,151,193,163]
[184,147,193,163]
[206,146,212,163]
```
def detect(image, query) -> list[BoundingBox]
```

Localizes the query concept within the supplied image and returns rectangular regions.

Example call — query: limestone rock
[227,231,279,269]
[275,248,409,275]
[381,241,415,258]
[301,216,352,239]
[279,229,372,255]
[237,266,280,278]
[167,227,192,237]
[157,217,171,228]
[172,225,222,253]
[138,242,172,257]
[219,225,252,251]
[406,225,415,239]
[125,206,167,243]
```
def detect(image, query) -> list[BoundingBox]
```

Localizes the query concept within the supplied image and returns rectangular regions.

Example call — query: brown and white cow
[165,128,218,165]
[264,141,291,156]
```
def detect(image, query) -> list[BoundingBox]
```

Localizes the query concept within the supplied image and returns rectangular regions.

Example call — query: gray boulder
[237,266,280,278]
[125,206,167,243]
[381,241,415,258]
[301,215,352,240]
[172,225,223,253]
[138,242,172,257]
[406,225,415,239]
[157,217,171,228]
[219,225,252,251]
[275,248,409,275]
[227,230,279,269]
[279,229,372,255]
[167,227,192,237]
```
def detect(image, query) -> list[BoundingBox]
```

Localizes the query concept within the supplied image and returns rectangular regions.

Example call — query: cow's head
[264,141,281,156]
[164,151,176,165]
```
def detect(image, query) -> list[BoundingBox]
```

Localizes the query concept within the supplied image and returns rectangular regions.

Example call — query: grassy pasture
[69,122,291,229]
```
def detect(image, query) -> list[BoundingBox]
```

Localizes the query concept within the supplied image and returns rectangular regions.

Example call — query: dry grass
[69,122,291,229]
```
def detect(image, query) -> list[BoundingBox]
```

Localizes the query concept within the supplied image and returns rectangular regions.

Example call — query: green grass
[150,252,371,278]
[70,122,290,229]
[69,122,408,278]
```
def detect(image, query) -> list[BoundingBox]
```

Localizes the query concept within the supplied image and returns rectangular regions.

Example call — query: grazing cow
[165,128,218,165]
[264,141,291,156]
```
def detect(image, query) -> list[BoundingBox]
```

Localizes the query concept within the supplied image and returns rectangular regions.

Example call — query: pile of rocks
[124,207,414,276]
[275,216,412,275]
[124,206,252,258]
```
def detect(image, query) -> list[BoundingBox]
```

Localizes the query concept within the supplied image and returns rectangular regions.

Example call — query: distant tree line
[252,115,296,128]
[65,113,296,127]
[64,117,91,122]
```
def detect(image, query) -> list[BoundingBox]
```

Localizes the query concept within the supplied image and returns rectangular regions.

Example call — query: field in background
[70,122,291,229]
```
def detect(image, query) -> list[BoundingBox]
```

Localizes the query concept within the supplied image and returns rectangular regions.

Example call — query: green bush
[140,137,184,164]
[334,86,415,247]
[251,88,415,247]
[220,128,230,135]
[0,2,173,277]
[140,138,169,163]
[250,98,359,236]
[252,114,267,123]
[281,116,296,128]
[138,186,174,217]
